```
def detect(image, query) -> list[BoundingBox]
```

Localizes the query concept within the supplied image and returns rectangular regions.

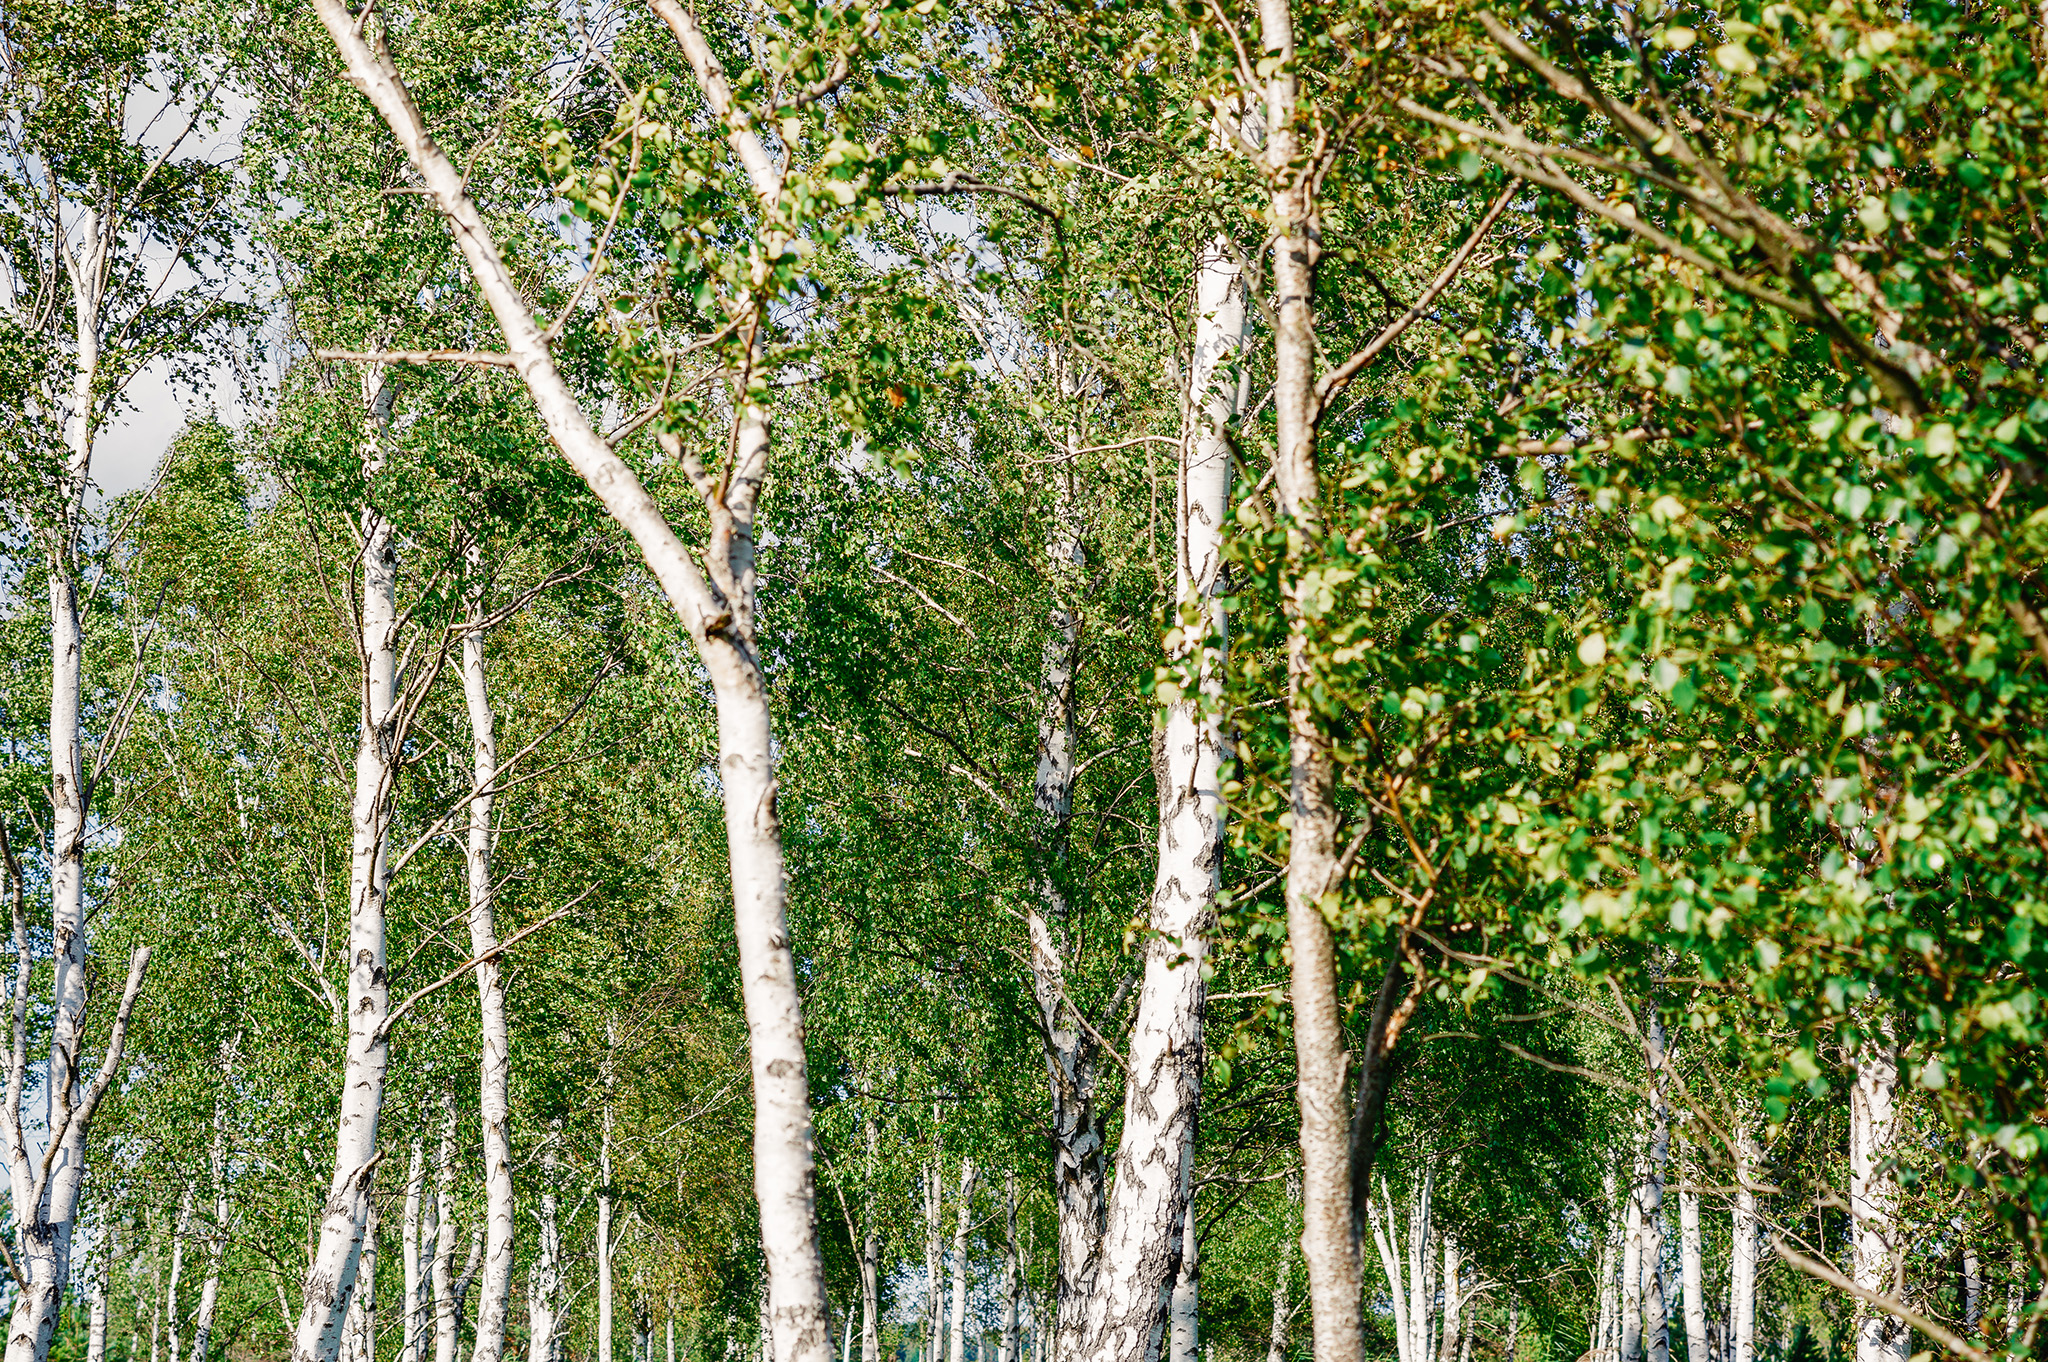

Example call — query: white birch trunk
[1597,1161,1622,1362]
[1677,1135,1708,1362]
[303,16,836,1362]
[405,1142,428,1362]
[1642,1012,1670,1362]
[462,570,515,1362]
[998,1173,1018,1362]
[88,1264,108,1362]
[1366,1184,1408,1362]
[1621,1144,1646,1362]
[294,366,400,1362]
[1265,1219,1296,1362]
[5,209,146,1362]
[1406,1172,1434,1362]
[949,1162,979,1362]
[1851,1039,1909,1362]
[600,1077,616,1362]
[1964,1242,1982,1335]
[434,1092,461,1362]
[925,1164,943,1362]
[1168,1199,1199,1362]
[1080,234,1239,1362]
[1437,1237,1462,1362]
[166,1191,191,1362]
[669,1314,677,1362]
[528,1124,562,1362]
[1729,1131,1758,1362]
[189,1110,231,1362]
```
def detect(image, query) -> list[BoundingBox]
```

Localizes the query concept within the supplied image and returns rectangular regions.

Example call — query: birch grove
[12,0,2048,1361]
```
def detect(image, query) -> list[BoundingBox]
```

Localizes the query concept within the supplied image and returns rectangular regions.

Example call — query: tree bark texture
[303,14,835,1362]
[462,571,515,1362]
[1258,0,1358,1349]
[528,1124,564,1362]
[405,1140,429,1362]
[1851,1039,1909,1362]
[949,1161,979,1362]
[1729,1129,1758,1362]
[294,367,400,1362]
[1677,1134,1708,1362]
[434,1091,462,1362]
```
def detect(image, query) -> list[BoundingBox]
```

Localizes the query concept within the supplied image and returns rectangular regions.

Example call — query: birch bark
[999,1172,1019,1362]
[434,1092,461,1362]
[528,1124,564,1362]
[1729,1131,1758,1362]
[1079,235,1238,1362]
[601,1070,616,1362]
[1641,1013,1670,1362]
[1022,426,1109,1362]
[189,1112,231,1362]
[1255,0,1359,1351]
[4,207,148,1362]
[303,15,834,1362]
[405,1141,429,1362]
[462,567,515,1362]
[949,1161,979,1362]
[1437,1237,1462,1362]
[166,1192,190,1362]
[1851,1038,1909,1362]
[1621,1145,1645,1362]
[1677,1134,1708,1362]
[1168,1200,1199,1362]
[1596,1162,1621,1362]
[1264,1222,1296,1362]
[925,1164,944,1362]
[294,365,401,1362]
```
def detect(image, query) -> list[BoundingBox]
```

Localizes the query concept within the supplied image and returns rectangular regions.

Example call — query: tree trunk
[1851,1039,1909,1362]
[166,1191,191,1362]
[462,570,515,1362]
[1258,0,1357,1350]
[1678,1135,1708,1362]
[434,1091,462,1362]
[1621,1141,1646,1362]
[1729,1131,1758,1362]
[999,1173,1019,1362]
[1168,1199,1199,1362]
[949,1161,979,1362]
[405,1141,429,1362]
[1366,1184,1409,1362]
[1437,1236,1462,1362]
[1597,1161,1622,1362]
[1406,1174,1435,1362]
[1080,234,1239,1362]
[925,1162,944,1362]
[527,1125,563,1362]
[189,1107,231,1362]
[600,1069,616,1362]
[294,366,401,1362]
[1964,1242,1983,1336]
[1639,1012,1670,1362]
[1265,1212,1296,1362]
[305,16,836,1362]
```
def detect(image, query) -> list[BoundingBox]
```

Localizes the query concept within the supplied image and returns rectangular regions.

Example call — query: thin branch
[315,348,519,368]
[377,895,587,1041]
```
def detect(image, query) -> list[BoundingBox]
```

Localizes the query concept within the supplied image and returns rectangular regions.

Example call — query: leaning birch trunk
[1677,1133,1708,1362]
[434,1092,461,1362]
[1078,235,1240,1362]
[1729,1130,1758,1362]
[948,1162,979,1362]
[527,1125,563,1362]
[462,570,515,1362]
[294,366,401,1362]
[405,1141,429,1362]
[1258,0,1359,1354]
[1851,1035,1909,1362]
[1641,1012,1670,1362]
[305,13,834,1362]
